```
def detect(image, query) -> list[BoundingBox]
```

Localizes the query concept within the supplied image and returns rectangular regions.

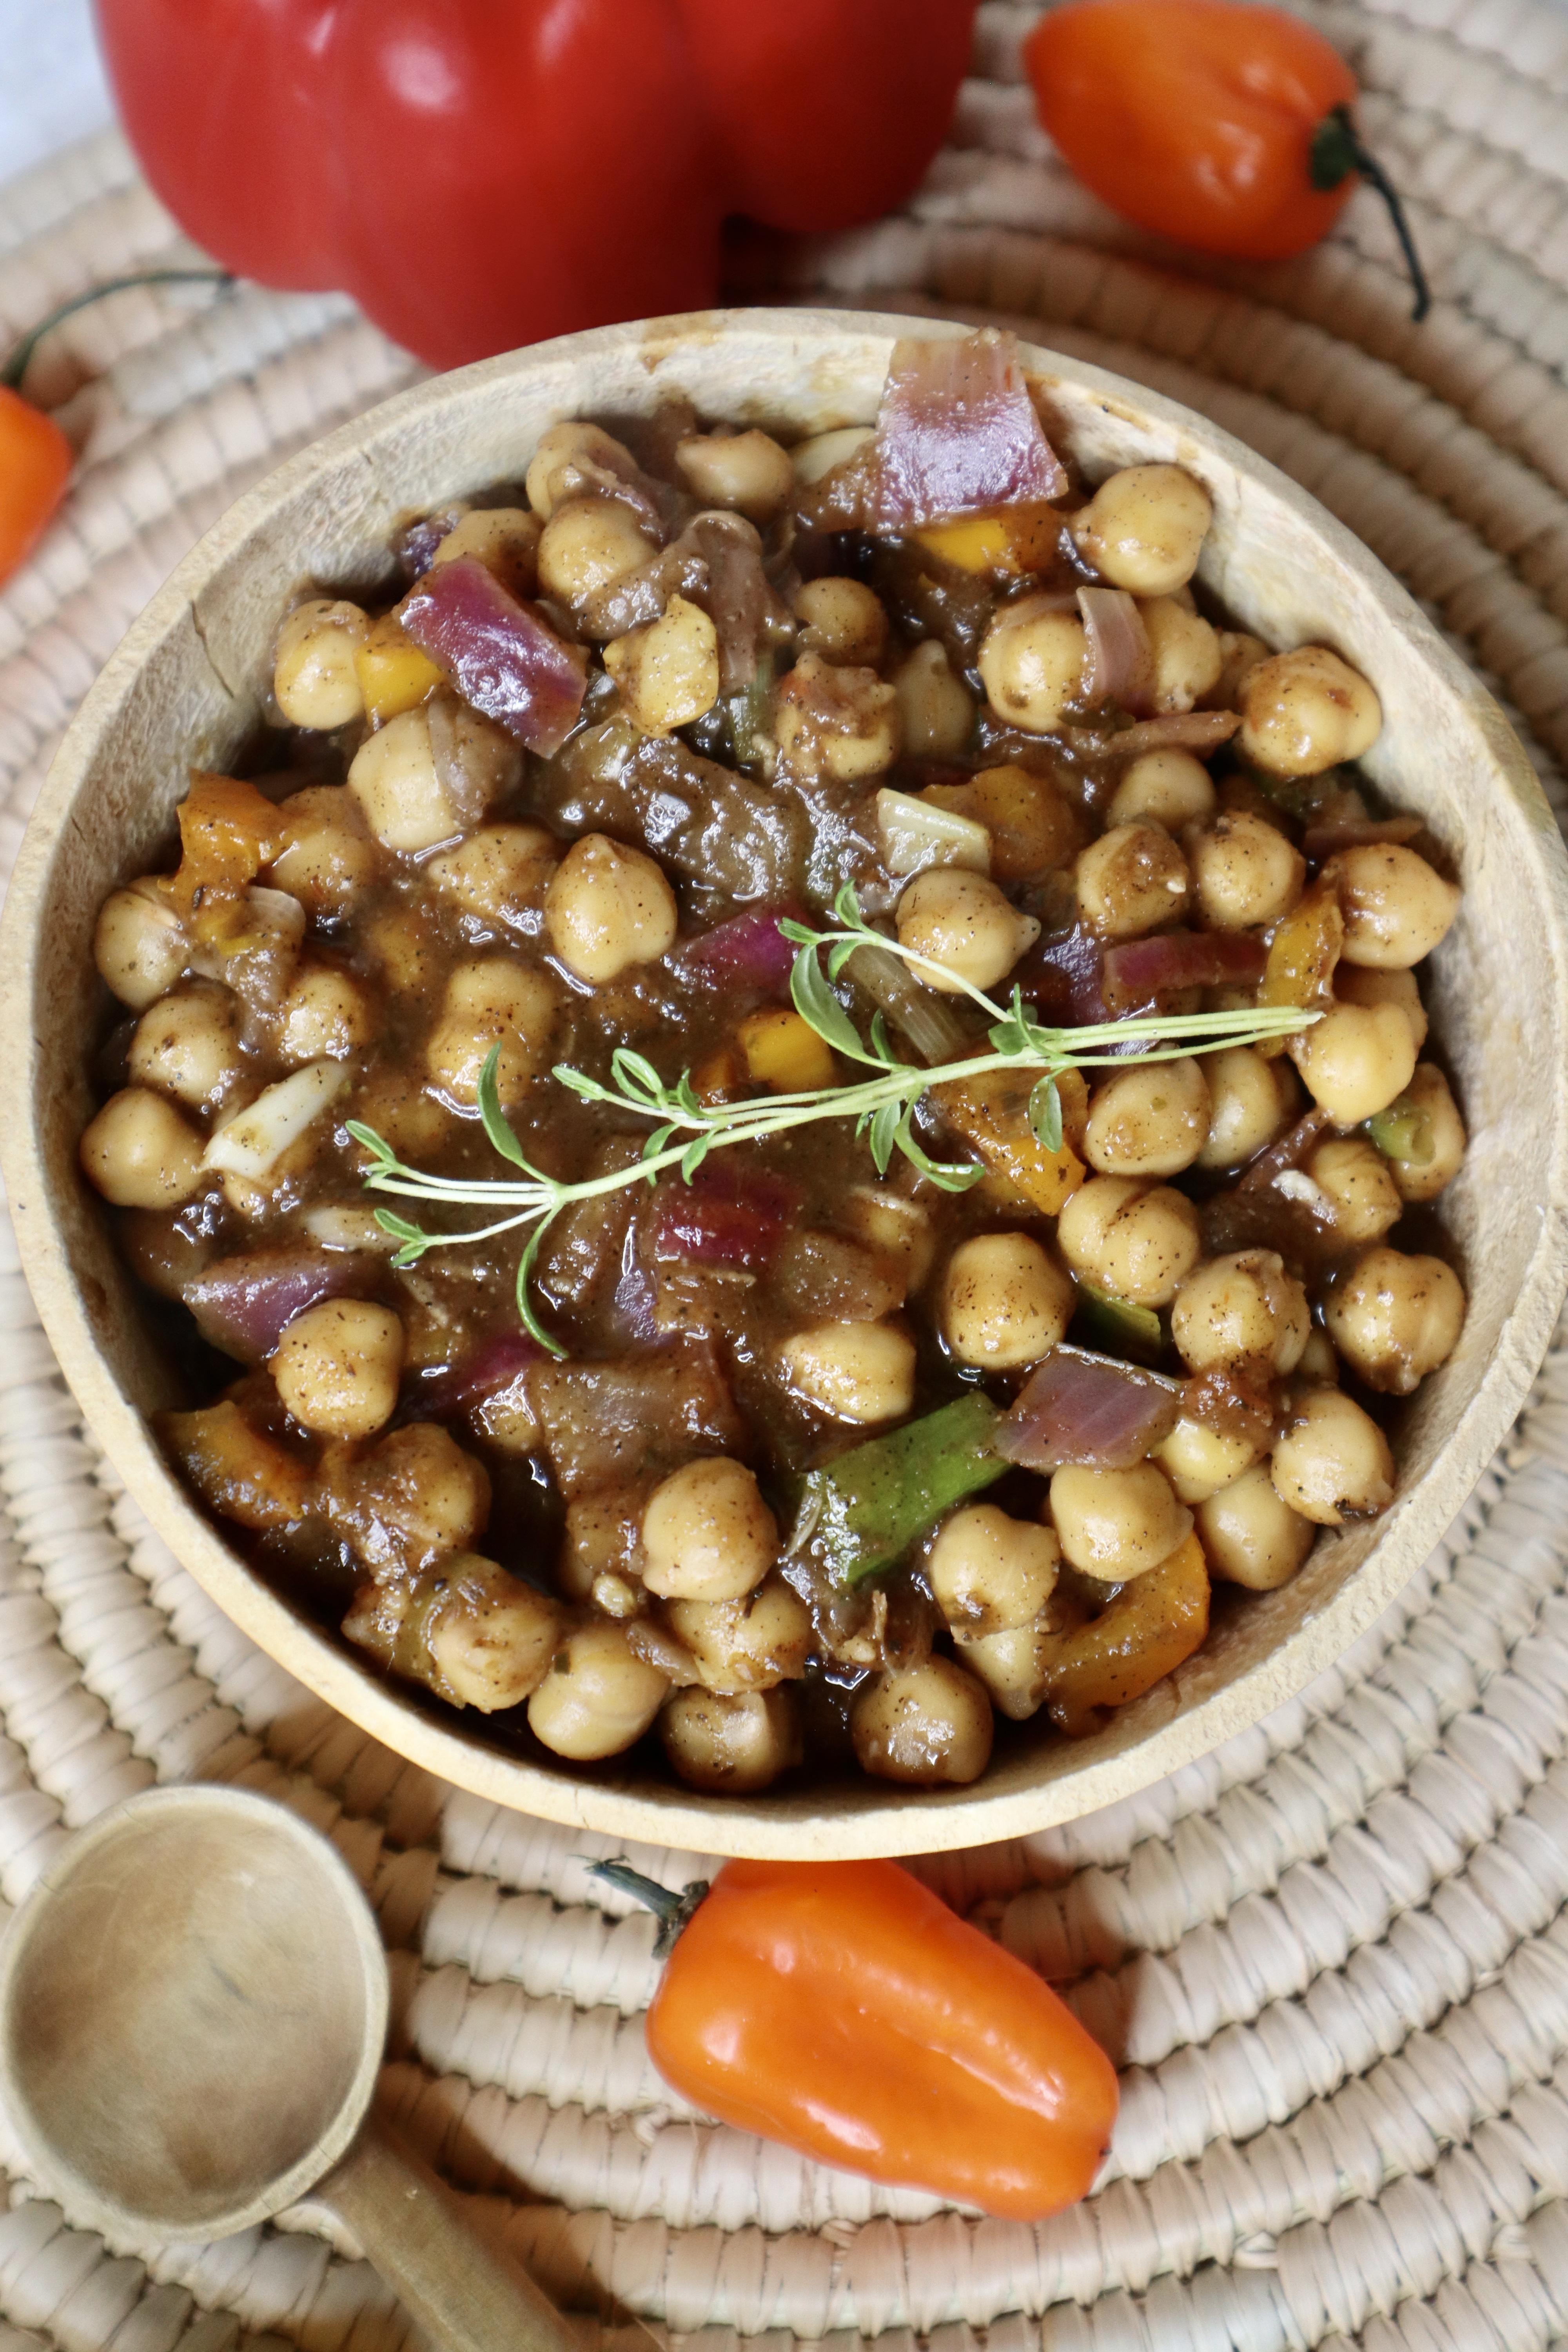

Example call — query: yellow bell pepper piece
[922,764,1078,884]
[912,506,1063,577]
[1256,878,1343,1057]
[737,1009,837,1093]
[935,1062,1087,1216]
[1042,1533,1210,1736]
[355,614,446,724]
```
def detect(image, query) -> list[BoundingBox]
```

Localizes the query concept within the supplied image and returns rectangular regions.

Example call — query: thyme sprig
[348,883,1318,1355]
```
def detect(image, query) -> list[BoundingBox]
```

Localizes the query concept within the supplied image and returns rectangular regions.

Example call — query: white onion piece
[303,1203,399,1253]
[1078,586,1154,716]
[203,1060,348,1179]
[876,787,991,879]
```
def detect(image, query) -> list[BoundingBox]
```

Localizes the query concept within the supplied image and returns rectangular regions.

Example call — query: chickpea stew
[79,329,1467,1798]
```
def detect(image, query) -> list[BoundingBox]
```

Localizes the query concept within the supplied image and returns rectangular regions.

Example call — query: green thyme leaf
[790,946,871,1063]
[515,1221,565,1357]
[869,1099,902,1176]
[1028,1073,1064,1152]
[476,1045,528,1169]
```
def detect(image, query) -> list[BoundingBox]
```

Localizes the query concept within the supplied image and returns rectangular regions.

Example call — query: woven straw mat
[4,0,1568,2341]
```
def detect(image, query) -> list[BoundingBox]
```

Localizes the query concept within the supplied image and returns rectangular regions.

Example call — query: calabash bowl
[4,308,1566,1858]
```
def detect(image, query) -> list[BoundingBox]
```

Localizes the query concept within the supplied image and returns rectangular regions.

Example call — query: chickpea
[840,1187,937,1292]
[927,1504,1060,1634]
[526,1622,669,1760]
[1323,1246,1465,1395]
[659,1684,802,1793]
[1191,812,1304,931]
[1290,1000,1417,1126]
[667,1576,812,1693]
[792,576,888,668]
[427,824,558,928]
[270,786,379,916]
[791,424,875,485]
[1107,748,1216,832]
[1384,1062,1465,1202]
[93,880,188,1009]
[1057,1176,1202,1307]
[779,1321,916,1423]
[1306,1136,1402,1245]
[1238,646,1381,776]
[1049,1461,1192,1582]
[775,652,900,782]
[537,494,654,608]
[128,982,243,1110]
[430,506,541,601]
[1334,964,1428,1053]
[977,598,1090,732]
[544,834,678,984]
[895,869,1039,994]
[270,1298,403,1439]
[1271,1388,1394,1525]
[80,1088,206,1209]
[1171,1249,1310,1376]
[1085,1056,1210,1178]
[1072,464,1212,597]
[272,597,368,730]
[1198,1046,1296,1170]
[278,962,374,1063]
[941,1233,1074,1369]
[641,1457,777,1602]
[1141,597,1223,712]
[1211,630,1270,707]
[955,1620,1058,1720]
[673,428,794,523]
[425,1557,561,1711]
[1157,1414,1265,1505]
[851,1656,993,1785]
[525,419,641,519]
[893,639,974,759]
[425,958,557,1106]
[1321,844,1461,971]
[330,1422,490,1572]
[1196,1464,1316,1589]
[1075,823,1191,939]
[604,593,720,734]
[347,708,460,853]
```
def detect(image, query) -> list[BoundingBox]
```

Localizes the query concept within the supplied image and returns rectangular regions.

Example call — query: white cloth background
[0,1,111,191]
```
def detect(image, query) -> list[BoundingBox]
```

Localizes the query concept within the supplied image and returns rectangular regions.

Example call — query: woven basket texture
[2,0,1568,2341]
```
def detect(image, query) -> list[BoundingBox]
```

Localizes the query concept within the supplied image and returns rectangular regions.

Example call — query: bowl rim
[5,304,1567,1858]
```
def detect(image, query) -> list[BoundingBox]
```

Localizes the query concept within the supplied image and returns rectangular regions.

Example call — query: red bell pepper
[92,0,978,371]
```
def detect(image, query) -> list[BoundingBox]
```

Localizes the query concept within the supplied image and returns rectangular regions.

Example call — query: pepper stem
[1,268,235,392]
[587,1860,711,1956]
[1309,106,1430,324]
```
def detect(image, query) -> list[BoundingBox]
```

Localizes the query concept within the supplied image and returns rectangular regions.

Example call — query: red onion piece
[996,1345,1183,1471]
[409,1328,544,1421]
[1302,815,1424,860]
[1236,1106,1333,1192]
[1016,924,1108,1026]
[400,556,588,754]
[681,904,804,995]
[1079,587,1154,717]
[652,1167,801,1270]
[1074,711,1241,760]
[1103,929,1267,1001]
[867,330,1068,530]
[183,1247,379,1364]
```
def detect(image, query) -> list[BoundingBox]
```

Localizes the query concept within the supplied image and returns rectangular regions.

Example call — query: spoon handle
[321,2116,581,2352]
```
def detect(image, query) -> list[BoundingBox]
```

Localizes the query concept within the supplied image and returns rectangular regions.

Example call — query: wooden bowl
[4,309,1566,1858]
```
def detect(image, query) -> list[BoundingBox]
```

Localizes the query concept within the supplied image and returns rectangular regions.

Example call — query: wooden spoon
[0,1783,580,2352]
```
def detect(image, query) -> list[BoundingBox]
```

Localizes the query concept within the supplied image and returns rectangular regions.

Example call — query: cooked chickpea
[526,1622,669,1760]
[927,1504,1060,1634]
[544,834,677,984]
[1306,1136,1402,1245]
[840,1187,937,1292]
[1290,1000,1417,1125]
[1191,812,1304,931]
[347,708,460,853]
[659,1684,802,1792]
[1196,1464,1315,1588]
[955,1620,1058,1720]
[1271,1387,1395,1525]
[1321,844,1461,971]
[269,786,379,915]
[1107,748,1216,832]
[1383,1062,1465,1202]
[425,1559,562,1711]
[1085,1057,1210,1178]
[895,869,1039,994]
[779,1320,916,1423]
[1238,646,1381,775]
[271,1299,403,1439]
[272,597,368,730]
[93,881,187,1009]
[537,494,654,608]
[427,824,558,928]
[1334,964,1428,1053]
[1171,1249,1310,1375]
[775,652,901,782]
[278,962,373,1063]
[851,1656,993,1785]
[1212,630,1270,706]
[791,424,874,485]
[1197,1046,1295,1170]
[603,594,720,733]
[1297,1328,1339,1384]
[331,1422,489,1572]
[667,1576,813,1693]
[430,506,541,600]
[1158,1414,1265,1505]
[128,982,243,1110]
[792,576,888,668]
[1049,1461,1193,1582]
[1057,1176,1202,1307]
[1072,465,1212,597]
[425,958,557,1106]
[80,1088,206,1209]
[1141,596,1222,712]
[1075,823,1191,939]
[977,598,1089,732]
[1323,1246,1466,1395]
[940,1234,1074,1370]
[893,639,973,759]
[641,1457,777,1602]
[525,419,641,518]
[673,428,794,522]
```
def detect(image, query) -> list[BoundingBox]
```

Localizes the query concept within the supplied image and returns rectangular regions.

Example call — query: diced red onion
[1079,587,1154,717]
[410,1328,544,1420]
[1103,930,1267,1001]
[1236,1107,1333,1192]
[1302,815,1424,860]
[652,1168,801,1270]
[1017,925,1108,1026]
[996,1345,1183,1471]
[400,555,588,754]
[866,330,1068,530]
[681,905,804,995]
[183,1246,379,1364]
[612,1226,660,1343]
[1076,711,1241,760]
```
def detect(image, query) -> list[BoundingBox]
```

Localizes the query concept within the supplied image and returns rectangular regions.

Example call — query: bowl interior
[4,308,1566,1857]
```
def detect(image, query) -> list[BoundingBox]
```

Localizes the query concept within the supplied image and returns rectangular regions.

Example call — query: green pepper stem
[1309,106,1430,324]
[587,1861,711,1956]
[1,268,235,392]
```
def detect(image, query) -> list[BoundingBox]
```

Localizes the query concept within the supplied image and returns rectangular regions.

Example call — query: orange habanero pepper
[0,386,71,588]
[597,1856,1118,2220]
[1027,0,1429,318]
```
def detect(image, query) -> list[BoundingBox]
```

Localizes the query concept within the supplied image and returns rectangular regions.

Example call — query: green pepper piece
[785,1392,1006,1588]
[1367,1095,1435,1167]
[1072,1282,1165,1367]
